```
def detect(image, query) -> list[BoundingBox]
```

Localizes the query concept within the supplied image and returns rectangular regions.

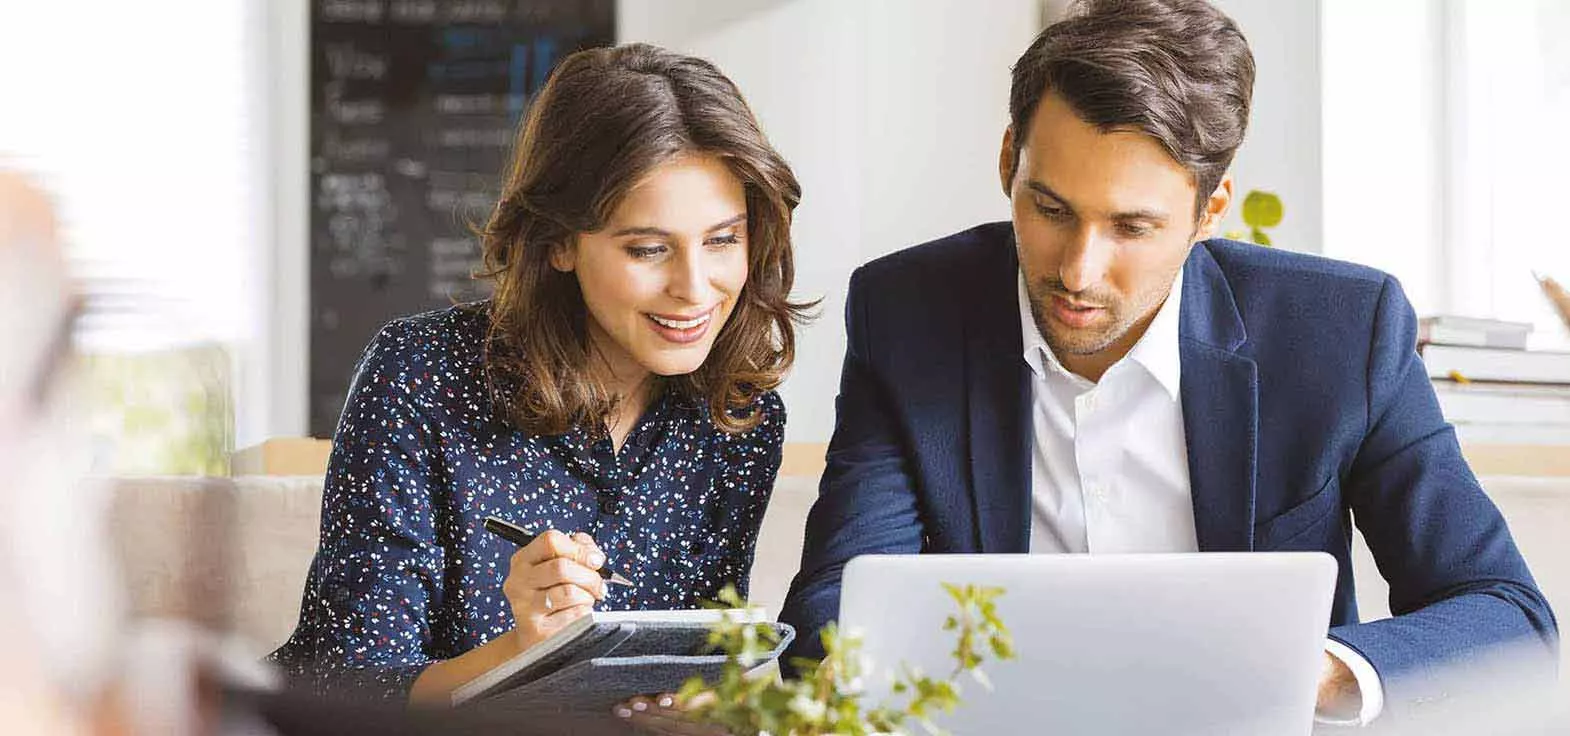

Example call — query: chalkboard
[309,0,615,438]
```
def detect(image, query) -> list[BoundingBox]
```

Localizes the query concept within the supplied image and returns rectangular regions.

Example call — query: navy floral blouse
[268,304,784,699]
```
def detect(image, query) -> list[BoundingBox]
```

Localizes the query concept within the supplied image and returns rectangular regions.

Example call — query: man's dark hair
[1008,0,1255,216]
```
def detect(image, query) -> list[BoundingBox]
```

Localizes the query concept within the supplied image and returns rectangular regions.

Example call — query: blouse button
[597,494,617,515]
[682,539,705,555]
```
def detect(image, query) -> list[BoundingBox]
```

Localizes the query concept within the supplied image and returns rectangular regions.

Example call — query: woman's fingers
[514,530,593,564]
[615,692,730,736]
[517,529,604,569]
[501,529,610,651]
[507,530,607,599]
[537,600,593,630]
[514,555,607,600]
[570,531,606,570]
[538,582,596,611]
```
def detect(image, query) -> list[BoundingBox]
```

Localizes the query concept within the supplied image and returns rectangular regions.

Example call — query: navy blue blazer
[780,222,1556,701]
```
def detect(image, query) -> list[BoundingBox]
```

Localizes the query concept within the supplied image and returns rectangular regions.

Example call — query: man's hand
[1317,651,1362,719]
[612,691,729,736]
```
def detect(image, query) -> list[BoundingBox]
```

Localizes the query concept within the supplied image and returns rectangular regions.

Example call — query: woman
[270,43,810,705]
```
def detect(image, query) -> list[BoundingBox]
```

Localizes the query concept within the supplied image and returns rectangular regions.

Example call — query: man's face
[1000,92,1229,378]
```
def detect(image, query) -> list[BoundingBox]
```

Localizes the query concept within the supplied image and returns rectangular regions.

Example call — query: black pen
[483,515,635,587]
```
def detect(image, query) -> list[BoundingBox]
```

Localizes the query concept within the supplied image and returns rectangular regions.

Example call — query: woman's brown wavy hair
[478,43,812,436]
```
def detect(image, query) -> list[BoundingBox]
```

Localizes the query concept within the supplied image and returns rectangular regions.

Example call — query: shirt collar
[1126,267,1184,400]
[1017,271,1064,382]
[1017,267,1184,400]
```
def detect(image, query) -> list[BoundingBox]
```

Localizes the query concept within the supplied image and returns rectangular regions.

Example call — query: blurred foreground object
[0,168,122,729]
[1356,639,1568,735]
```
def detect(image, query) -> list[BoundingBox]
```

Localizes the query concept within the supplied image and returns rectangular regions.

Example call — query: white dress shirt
[1018,267,1384,725]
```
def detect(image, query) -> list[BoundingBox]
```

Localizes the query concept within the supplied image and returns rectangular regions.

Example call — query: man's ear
[998,126,1017,198]
[1194,174,1235,242]
[549,238,577,272]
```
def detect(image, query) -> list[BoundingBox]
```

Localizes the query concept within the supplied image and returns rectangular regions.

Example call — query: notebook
[447,608,794,735]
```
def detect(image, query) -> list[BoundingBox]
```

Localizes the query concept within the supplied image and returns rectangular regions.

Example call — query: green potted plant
[1225,189,1283,246]
[679,584,1014,736]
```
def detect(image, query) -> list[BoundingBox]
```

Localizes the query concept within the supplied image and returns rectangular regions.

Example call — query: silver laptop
[838,553,1338,736]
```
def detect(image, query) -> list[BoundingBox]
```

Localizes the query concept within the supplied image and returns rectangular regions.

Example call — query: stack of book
[1420,316,1570,445]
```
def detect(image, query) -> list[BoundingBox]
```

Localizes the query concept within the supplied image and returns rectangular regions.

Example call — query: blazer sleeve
[1329,276,1558,702]
[778,267,927,666]
[267,320,448,700]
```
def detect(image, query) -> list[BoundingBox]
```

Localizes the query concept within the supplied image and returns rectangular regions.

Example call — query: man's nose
[1058,227,1113,294]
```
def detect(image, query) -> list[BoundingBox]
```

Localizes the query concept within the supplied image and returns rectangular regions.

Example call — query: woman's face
[553,153,750,384]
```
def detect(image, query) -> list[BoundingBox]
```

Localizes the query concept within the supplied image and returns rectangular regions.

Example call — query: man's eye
[1034,202,1070,220]
[1118,223,1154,239]
[627,244,665,259]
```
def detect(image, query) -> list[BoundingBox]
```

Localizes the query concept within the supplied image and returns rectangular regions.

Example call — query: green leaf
[1241,190,1283,229]
[678,582,1014,736]
[1251,227,1273,247]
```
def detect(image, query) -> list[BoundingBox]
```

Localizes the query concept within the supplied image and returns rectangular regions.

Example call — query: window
[1445,0,1570,347]
[0,2,256,473]
[1323,0,1570,346]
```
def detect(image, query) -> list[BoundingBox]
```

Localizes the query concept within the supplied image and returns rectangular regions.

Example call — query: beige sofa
[111,473,1569,683]
[108,473,821,653]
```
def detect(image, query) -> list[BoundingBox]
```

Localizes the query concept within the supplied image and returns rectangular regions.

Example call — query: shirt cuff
[1317,637,1385,726]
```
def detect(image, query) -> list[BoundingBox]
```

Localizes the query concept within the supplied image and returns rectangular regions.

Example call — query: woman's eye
[706,234,741,247]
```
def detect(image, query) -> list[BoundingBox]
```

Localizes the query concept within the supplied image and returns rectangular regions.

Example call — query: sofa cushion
[110,472,1570,686]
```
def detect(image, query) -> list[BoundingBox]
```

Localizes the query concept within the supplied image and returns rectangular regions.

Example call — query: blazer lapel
[965,234,1032,553]
[1179,244,1259,552]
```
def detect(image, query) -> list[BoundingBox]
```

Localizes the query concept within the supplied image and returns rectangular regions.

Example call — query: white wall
[617,0,1038,442]
[622,0,1330,441]
[246,0,311,450]
[250,1,1333,445]
[1442,0,1570,347]
[1320,0,1445,315]
[1213,0,1324,255]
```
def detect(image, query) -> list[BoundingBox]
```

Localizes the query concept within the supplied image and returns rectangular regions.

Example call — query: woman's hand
[615,691,730,735]
[503,529,609,653]
[410,529,609,704]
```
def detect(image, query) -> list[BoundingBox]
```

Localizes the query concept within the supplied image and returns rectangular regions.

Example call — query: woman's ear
[549,238,577,272]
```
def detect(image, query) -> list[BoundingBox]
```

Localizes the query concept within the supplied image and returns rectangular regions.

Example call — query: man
[779,0,1556,725]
